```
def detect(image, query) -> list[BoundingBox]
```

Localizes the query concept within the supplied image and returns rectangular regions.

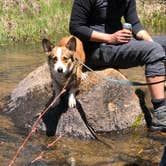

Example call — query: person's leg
[145,60,166,109]
[146,76,165,99]
[145,60,166,131]
[146,75,166,112]
[86,39,166,130]
[87,40,165,70]
[153,36,166,52]
[148,36,166,110]
[159,146,166,166]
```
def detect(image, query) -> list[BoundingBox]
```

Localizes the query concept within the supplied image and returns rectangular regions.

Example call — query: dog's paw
[68,94,76,108]
[81,73,87,80]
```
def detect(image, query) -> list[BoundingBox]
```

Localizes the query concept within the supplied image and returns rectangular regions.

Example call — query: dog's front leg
[68,88,77,108]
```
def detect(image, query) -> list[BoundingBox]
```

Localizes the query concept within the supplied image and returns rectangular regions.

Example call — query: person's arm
[70,0,132,44]
[136,30,153,41]
[124,0,144,36]
[69,0,94,41]
[90,30,132,44]
[124,0,153,42]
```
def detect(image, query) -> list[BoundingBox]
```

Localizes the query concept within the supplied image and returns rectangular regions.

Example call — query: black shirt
[69,0,144,41]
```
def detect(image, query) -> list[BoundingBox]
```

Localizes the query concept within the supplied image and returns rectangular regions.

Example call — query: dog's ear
[42,39,54,55]
[66,37,76,52]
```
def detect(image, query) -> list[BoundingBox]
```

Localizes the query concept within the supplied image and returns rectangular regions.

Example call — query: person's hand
[108,30,132,44]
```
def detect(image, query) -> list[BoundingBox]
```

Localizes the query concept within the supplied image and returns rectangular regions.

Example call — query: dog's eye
[63,56,69,62]
[53,57,57,62]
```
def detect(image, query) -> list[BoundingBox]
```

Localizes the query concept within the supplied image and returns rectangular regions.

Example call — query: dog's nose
[57,68,63,73]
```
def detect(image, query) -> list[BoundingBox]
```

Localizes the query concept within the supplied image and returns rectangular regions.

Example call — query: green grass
[0,0,72,44]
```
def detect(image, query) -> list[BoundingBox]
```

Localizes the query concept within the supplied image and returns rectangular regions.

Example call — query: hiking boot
[151,105,166,132]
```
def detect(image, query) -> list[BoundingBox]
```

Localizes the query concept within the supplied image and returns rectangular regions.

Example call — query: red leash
[8,75,72,166]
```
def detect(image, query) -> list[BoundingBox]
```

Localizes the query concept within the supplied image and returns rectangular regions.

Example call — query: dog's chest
[54,73,67,85]
[53,73,76,88]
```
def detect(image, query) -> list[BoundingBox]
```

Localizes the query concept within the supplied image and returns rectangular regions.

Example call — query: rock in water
[3,63,143,138]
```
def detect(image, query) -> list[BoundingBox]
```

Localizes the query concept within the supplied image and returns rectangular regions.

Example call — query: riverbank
[0,0,165,45]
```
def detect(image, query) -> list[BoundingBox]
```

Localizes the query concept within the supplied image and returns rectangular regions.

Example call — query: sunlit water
[0,41,166,166]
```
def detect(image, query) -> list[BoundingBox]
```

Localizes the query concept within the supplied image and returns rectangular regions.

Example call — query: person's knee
[144,42,166,64]
[151,42,164,53]
[145,60,165,77]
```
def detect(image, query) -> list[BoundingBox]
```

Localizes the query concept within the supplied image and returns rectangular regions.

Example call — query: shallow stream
[0,41,166,166]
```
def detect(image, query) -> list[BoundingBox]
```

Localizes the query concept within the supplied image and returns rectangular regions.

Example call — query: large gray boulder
[3,63,143,138]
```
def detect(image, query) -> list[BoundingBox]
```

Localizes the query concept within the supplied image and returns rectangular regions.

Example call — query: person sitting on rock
[69,0,166,131]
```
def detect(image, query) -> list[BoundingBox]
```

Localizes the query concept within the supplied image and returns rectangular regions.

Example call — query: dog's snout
[57,67,63,73]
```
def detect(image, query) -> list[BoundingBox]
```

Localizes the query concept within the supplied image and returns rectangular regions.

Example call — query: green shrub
[137,0,166,33]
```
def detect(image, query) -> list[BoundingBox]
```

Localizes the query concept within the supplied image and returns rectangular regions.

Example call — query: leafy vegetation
[0,0,72,44]
[137,0,166,33]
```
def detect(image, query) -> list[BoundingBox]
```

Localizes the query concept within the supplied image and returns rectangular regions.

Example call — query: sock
[151,98,166,109]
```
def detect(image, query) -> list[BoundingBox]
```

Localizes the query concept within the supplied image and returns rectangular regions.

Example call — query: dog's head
[42,37,76,75]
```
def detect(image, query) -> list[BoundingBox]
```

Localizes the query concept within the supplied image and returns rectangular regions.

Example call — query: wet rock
[3,63,143,138]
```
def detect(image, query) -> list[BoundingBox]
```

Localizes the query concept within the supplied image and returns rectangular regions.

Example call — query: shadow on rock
[135,89,152,128]
[42,91,97,139]
[42,92,68,137]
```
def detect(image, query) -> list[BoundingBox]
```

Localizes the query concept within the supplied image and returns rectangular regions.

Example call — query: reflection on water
[0,118,165,166]
[0,44,46,97]
[0,44,166,165]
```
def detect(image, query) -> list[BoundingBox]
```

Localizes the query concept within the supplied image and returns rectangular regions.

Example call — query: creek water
[0,41,166,166]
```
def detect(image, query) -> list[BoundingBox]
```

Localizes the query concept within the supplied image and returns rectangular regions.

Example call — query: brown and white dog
[42,36,85,108]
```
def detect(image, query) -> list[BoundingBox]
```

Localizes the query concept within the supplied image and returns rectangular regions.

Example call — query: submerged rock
[3,63,143,138]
